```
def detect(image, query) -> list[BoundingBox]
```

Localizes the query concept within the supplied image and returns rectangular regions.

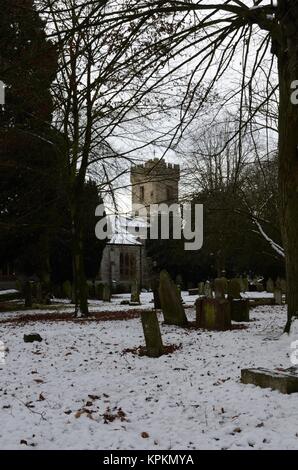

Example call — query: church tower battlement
[130,158,180,209]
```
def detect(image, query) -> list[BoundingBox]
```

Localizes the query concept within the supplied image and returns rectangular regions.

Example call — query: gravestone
[242,277,249,293]
[141,311,164,358]
[274,288,283,305]
[131,279,140,304]
[214,278,226,300]
[256,282,264,292]
[228,278,242,300]
[151,276,161,309]
[241,367,298,394]
[96,283,104,300]
[204,281,213,299]
[102,284,111,302]
[159,270,188,326]
[266,278,274,293]
[231,299,250,322]
[195,298,231,330]
[281,279,287,295]
[198,282,205,296]
[276,277,282,290]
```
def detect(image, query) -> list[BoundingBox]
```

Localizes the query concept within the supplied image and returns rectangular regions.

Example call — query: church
[99,158,180,292]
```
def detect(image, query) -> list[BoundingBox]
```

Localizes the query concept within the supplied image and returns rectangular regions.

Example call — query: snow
[0,294,298,450]
[0,290,18,296]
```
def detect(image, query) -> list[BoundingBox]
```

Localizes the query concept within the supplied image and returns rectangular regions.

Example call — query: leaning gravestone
[214,278,226,300]
[228,278,242,300]
[196,298,231,330]
[274,288,283,305]
[266,278,274,293]
[159,270,188,326]
[131,279,140,304]
[141,311,164,358]
[204,281,213,299]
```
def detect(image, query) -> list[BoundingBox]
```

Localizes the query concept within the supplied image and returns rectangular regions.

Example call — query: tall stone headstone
[214,278,226,300]
[256,281,264,292]
[266,278,274,293]
[204,281,213,299]
[276,277,282,290]
[102,284,111,302]
[281,279,287,295]
[242,276,249,293]
[131,279,140,304]
[141,311,164,358]
[274,288,283,305]
[159,270,188,326]
[198,282,205,296]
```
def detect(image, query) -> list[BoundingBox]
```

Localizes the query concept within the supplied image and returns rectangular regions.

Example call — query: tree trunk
[277,9,298,332]
[71,213,89,317]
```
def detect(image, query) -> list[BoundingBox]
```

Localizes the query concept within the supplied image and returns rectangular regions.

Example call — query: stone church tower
[131,158,180,210]
[99,158,180,291]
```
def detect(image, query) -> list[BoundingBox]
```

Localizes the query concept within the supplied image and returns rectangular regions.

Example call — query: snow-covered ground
[0,293,298,450]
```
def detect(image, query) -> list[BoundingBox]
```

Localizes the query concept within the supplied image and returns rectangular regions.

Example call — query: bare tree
[77,0,296,331]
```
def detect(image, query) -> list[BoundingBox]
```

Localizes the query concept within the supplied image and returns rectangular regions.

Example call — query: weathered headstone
[241,367,298,394]
[196,298,231,330]
[266,278,274,293]
[198,282,205,296]
[228,278,242,300]
[214,278,226,300]
[151,275,161,309]
[204,281,213,299]
[159,270,188,326]
[256,281,264,292]
[231,299,250,322]
[141,311,164,358]
[102,284,111,302]
[96,283,104,300]
[274,288,283,305]
[131,279,140,304]
[242,277,249,293]
[281,279,287,295]
[276,277,282,290]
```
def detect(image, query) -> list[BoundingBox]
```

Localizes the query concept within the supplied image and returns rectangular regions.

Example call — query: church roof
[106,214,144,246]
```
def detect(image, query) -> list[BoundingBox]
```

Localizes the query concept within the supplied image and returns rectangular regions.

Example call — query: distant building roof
[106,214,146,246]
